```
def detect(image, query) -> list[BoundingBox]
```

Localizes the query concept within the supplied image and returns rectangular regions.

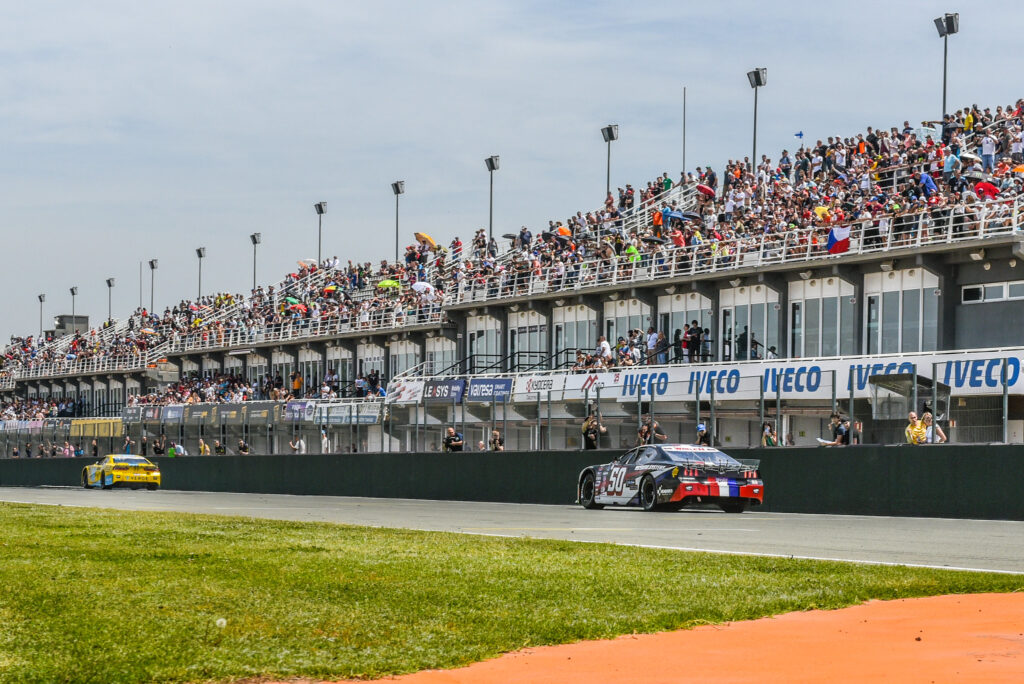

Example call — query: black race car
[577,444,764,513]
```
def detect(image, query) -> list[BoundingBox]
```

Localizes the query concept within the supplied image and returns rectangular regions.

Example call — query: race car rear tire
[640,475,659,512]
[82,471,89,488]
[719,501,749,514]
[147,484,158,491]
[579,472,602,509]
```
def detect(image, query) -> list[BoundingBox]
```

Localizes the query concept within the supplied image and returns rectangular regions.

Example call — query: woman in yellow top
[197,438,211,456]
[905,411,927,445]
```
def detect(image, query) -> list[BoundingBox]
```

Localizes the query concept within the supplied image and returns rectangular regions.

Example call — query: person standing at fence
[687,322,701,363]
[820,413,849,446]
[91,439,98,459]
[488,429,505,451]
[582,412,607,450]
[214,440,226,455]
[443,427,464,452]
[761,422,778,447]
[695,423,711,446]
[637,415,667,445]
[905,411,926,445]
[320,428,329,453]
[238,439,250,455]
[920,412,947,444]
[197,438,211,456]
[122,436,134,454]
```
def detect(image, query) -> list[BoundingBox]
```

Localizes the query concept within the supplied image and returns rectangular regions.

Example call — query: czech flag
[826,225,850,254]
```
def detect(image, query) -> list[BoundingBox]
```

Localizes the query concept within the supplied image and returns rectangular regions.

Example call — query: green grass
[0,503,1020,684]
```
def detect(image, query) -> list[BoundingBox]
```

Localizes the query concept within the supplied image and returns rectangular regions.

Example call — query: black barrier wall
[2,446,1024,521]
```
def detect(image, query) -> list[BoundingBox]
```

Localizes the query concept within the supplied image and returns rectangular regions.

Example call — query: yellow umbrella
[414,232,437,249]
[814,206,830,218]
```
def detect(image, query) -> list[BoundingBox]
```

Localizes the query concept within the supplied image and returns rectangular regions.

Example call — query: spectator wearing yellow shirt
[905,411,926,445]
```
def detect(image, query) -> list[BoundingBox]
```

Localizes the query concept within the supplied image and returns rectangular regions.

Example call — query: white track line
[4,496,1021,575]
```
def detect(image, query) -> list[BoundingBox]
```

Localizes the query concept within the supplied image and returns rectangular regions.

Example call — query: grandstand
[3,101,1024,453]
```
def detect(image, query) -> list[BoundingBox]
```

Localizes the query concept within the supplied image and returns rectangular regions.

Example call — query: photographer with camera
[582,411,607,450]
[442,426,464,452]
[636,414,667,446]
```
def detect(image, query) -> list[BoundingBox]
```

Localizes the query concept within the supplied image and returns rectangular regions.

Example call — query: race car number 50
[607,466,626,496]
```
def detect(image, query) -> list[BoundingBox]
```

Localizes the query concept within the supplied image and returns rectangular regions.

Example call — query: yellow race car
[82,455,161,490]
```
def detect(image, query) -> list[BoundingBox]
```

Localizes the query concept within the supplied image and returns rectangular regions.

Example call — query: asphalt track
[2,487,1023,574]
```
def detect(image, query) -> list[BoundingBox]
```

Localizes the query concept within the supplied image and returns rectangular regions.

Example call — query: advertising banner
[142,406,162,423]
[284,400,316,423]
[557,349,1024,403]
[385,378,425,404]
[162,405,184,424]
[466,377,513,402]
[512,374,566,399]
[318,403,382,425]
[422,379,466,404]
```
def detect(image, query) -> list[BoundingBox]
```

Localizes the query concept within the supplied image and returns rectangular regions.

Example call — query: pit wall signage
[380,349,1024,406]
[512,374,567,399]
[556,350,1024,402]
[422,379,466,404]
[466,378,513,401]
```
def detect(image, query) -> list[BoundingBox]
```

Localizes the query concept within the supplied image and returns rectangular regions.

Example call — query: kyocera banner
[513,374,567,399]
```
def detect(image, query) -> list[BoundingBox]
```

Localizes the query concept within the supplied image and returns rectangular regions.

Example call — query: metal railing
[446,196,1021,305]
[164,307,445,354]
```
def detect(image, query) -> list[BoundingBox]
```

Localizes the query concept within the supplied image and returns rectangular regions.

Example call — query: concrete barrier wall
[2,446,1023,520]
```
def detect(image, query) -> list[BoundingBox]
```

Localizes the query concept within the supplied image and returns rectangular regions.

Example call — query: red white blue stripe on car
[707,477,740,497]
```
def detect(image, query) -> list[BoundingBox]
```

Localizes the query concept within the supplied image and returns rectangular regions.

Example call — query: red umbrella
[696,184,715,197]
[974,181,1000,199]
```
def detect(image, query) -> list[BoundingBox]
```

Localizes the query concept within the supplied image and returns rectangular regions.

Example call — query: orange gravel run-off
[290,593,1024,684]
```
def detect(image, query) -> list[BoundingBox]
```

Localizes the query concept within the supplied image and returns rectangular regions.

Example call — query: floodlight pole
[148,260,157,313]
[314,202,327,266]
[752,84,759,171]
[249,234,261,291]
[682,86,687,176]
[392,181,405,265]
[489,167,495,245]
[37,294,44,339]
[942,33,948,118]
[195,248,205,300]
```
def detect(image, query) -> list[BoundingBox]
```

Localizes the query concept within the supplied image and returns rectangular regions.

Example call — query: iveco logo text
[621,372,669,397]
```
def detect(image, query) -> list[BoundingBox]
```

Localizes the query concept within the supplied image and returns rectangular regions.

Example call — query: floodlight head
[601,124,619,143]
[196,247,206,258]
[249,232,262,246]
[485,155,500,172]
[38,294,45,303]
[69,286,78,296]
[148,259,158,270]
[392,181,405,195]
[106,278,115,288]
[314,201,327,215]
[747,68,767,88]
[934,13,959,37]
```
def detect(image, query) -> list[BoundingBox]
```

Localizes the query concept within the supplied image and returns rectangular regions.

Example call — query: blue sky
[1,1,1021,340]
